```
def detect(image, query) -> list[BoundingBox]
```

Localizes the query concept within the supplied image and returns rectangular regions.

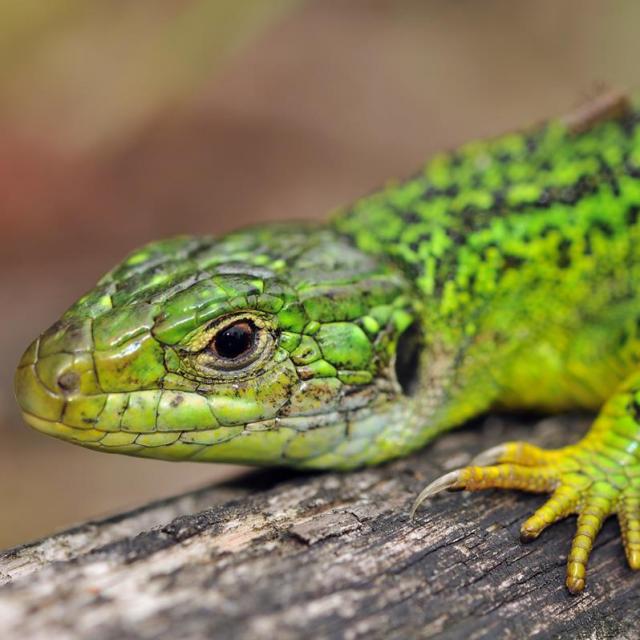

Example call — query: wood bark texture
[1,415,639,640]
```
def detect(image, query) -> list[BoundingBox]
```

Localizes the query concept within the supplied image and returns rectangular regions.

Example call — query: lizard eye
[209,320,256,360]
[183,313,274,378]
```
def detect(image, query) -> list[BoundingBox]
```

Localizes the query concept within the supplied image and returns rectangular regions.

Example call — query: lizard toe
[471,440,563,467]
[566,489,616,593]
[520,483,580,541]
[411,461,557,519]
[618,491,640,570]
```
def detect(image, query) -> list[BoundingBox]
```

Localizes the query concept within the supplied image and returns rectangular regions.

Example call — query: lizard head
[15,225,424,469]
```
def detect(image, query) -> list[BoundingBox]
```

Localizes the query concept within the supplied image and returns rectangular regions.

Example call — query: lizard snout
[14,319,99,432]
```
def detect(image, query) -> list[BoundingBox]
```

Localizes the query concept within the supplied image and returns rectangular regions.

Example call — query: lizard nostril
[57,372,80,394]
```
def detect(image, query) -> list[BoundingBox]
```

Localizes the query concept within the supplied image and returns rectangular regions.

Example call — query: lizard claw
[409,469,464,520]
[470,444,508,466]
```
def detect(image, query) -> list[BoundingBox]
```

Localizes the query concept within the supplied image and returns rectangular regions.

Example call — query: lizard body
[15,93,640,593]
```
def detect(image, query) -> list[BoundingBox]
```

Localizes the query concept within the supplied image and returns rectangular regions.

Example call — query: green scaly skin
[15,95,640,593]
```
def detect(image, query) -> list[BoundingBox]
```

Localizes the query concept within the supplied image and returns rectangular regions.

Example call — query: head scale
[15,225,422,469]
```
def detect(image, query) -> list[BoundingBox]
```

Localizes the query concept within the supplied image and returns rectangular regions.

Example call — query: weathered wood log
[1,415,639,640]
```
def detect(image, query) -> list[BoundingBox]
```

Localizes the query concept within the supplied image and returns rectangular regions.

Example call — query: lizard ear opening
[394,321,421,396]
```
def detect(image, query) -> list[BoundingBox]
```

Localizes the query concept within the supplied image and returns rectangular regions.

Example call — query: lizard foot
[411,440,640,594]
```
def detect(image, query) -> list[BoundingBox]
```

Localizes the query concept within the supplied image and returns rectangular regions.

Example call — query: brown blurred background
[0,0,638,549]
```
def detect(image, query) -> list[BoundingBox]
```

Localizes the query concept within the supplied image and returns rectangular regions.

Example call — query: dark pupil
[213,322,254,359]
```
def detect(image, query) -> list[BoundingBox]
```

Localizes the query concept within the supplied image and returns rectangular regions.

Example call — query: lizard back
[334,96,640,413]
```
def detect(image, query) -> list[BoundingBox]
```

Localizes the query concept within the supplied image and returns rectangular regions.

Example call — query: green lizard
[15,92,640,594]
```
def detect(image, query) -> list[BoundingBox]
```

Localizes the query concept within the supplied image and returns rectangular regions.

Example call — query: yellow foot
[411,440,640,594]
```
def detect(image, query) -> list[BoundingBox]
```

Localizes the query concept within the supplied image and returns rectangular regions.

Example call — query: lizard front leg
[412,371,640,594]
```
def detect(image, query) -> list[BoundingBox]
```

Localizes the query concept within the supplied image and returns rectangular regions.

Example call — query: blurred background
[0,0,638,549]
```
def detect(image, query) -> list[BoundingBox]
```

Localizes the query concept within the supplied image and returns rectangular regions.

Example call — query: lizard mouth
[13,334,346,465]
[14,348,381,468]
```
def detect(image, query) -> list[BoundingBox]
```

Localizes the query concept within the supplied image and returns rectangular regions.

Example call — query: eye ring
[185,313,274,376]
[209,320,256,361]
